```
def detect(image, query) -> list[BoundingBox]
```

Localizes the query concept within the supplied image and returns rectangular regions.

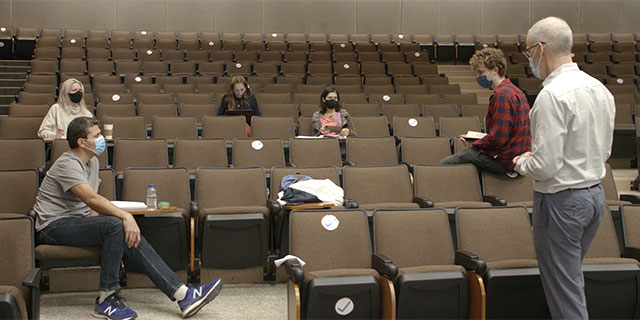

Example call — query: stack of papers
[463,131,487,140]
[111,201,147,211]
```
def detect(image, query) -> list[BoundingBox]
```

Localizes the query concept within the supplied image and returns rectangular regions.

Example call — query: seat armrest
[413,196,434,208]
[483,195,507,206]
[621,194,640,204]
[285,259,304,285]
[190,201,199,234]
[289,162,297,168]
[623,246,640,261]
[267,199,282,214]
[28,208,37,221]
[455,250,487,275]
[343,160,356,166]
[400,161,416,174]
[23,268,41,320]
[23,268,40,288]
[372,253,398,280]
[343,198,358,209]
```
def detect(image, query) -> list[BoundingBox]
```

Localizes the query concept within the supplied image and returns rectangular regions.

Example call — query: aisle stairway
[438,64,491,105]
[0,60,29,115]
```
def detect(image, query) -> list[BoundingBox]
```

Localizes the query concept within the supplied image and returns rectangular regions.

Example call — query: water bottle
[146,184,157,210]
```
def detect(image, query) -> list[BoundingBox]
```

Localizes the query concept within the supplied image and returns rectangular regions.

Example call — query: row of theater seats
[32,47,434,64]
[0,135,474,175]
[4,27,640,60]
[1,163,639,318]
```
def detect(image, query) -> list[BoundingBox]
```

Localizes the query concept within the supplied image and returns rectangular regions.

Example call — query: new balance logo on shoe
[104,306,117,316]
[192,287,202,299]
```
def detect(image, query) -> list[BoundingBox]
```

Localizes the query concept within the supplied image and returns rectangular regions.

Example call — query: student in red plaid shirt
[440,48,531,177]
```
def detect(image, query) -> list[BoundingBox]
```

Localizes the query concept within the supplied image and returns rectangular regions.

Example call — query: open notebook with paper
[463,131,487,141]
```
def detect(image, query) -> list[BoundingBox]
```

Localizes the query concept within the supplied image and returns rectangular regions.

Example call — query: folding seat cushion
[345,136,397,166]
[349,116,390,137]
[173,138,228,174]
[201,115,247,140]
[400,137,452,167]
[0,117,44,139]
[231,138,285,169]
[342,164,421,211]
[250,117,295,141]
[286,209,396,319]
[581,208,640,319]
[455,206,549,318]
[482,172,534,207]
[111,138,168,175]
[195,167,279,283]
[0,139,45,171]
[413,164,496,210]
[374,209,469,319]
[288,138,342,168]
[393,116,436,138]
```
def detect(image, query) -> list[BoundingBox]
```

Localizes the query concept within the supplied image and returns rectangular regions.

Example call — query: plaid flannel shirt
[472,78,531,171]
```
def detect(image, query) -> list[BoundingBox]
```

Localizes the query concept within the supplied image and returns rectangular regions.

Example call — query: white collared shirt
[516,63,615,194]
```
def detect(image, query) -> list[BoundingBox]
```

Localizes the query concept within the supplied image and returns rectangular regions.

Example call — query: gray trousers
[533,184,605,319]
[439,148,508,174]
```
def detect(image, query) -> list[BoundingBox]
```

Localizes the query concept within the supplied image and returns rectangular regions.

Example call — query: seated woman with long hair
[311,86,351,137]
[217,75,260,116]
[38,78,93,139]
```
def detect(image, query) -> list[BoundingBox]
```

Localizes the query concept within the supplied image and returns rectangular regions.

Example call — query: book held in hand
[463,131,487,141]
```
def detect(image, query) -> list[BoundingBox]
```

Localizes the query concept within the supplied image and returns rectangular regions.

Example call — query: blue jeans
[38,215,183,300]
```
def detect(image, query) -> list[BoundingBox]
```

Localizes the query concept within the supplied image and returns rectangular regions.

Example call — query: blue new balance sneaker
[93,292,137,320]
[178,278,223,318]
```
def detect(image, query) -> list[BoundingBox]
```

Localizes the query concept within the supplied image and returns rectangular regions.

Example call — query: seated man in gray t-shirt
[34,117,222,319]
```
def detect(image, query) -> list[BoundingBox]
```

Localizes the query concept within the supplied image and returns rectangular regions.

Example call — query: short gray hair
[527,17,573,56]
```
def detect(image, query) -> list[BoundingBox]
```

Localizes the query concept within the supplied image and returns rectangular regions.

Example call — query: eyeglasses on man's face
[523,41,545,60]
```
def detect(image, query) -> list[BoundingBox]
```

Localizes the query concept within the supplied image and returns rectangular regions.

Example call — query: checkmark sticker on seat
[335,297,354,316]
[321,214,339,231]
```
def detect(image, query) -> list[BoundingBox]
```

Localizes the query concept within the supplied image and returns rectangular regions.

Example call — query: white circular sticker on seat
[343,64,350,69]
[251,140,263,150]
[0,42,4,48]
[414,52,421,57]
[135,76,142,82]
[141,31,147,36]
[398,34,404,39]
[482,43,488,48]
[340,43,346,48]
[321,215,339,231]
[146,50,153,55]
[272,33,278,38]
[408,118,418,127]
[112,94,121,101]
[236,63,242,69]
[208,41,214,47]
[617,78,624,84]
[0,27,5,32]
[383,95,391,102]
[70,38,77,44]
[335,297,354,316]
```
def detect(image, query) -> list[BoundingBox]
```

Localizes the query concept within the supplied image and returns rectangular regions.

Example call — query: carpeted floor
[40,283,287,319]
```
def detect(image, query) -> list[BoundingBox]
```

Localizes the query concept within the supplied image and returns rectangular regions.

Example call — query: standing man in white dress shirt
[513,17,615,319]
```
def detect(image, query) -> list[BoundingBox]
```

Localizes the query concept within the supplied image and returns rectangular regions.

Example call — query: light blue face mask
[84,135,106,156]
[528,46,543,79]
